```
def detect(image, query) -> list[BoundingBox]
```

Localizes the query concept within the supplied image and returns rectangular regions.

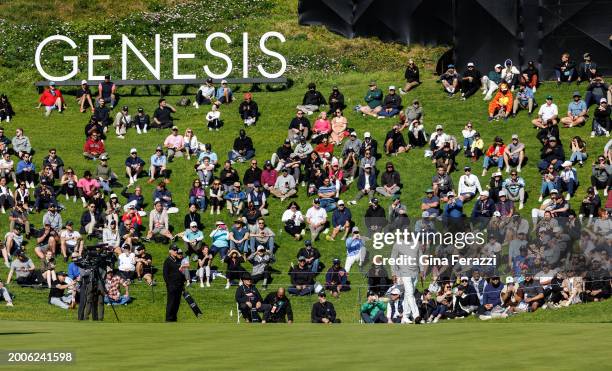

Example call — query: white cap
[130,148,137,153]
[511,134,519,139]
[81,79,88,85]
[467,62,475,67]
[460,276,469,281]
[495,64,502,68]
[221,79,228,84]
[492,171,502,178]
[435,124,443,130]
[550,189,559,194]
[493,211,501,217]
[256,245,265,251]
[389,85,396,90]
[189,221,198,227]
[350,131,357,136]
[601,97,608,103]
[110,193,118,199]
[562,160,573,167]
[364,131,371,138]
[498,190,507,197]
[480,191,489,197]
[390,288,401,295]
[215,221,225,225]
[506,276,514,284]
[337,200,345,205]
[364,163,372,168]
[446,191,455,197]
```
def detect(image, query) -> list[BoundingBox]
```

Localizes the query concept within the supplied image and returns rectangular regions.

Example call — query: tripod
[77,266,120,322]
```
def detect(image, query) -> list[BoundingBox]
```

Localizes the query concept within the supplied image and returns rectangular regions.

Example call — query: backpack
[177,96,191,107]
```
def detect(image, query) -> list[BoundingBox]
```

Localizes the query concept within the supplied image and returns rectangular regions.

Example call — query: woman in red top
[482,136,506,176]
[314,136,334,157]
[37,82,65,117]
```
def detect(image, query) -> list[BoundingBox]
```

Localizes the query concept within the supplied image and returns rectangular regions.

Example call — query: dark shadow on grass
[0,331,49,335]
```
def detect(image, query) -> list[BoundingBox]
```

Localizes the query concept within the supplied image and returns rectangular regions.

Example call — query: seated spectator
[288,256,314,296]
[297,82,326,115]
[187,179,206,210]
[504,134,526,172]
[60,221,83,259]
[438,64,459,97]
[248,245,275,289]
[432,166,454,199]
[228,219,250,253]
[133,107,149,134]
[33,183,56,212]
[297,240,321,274]
[0,152,17,185]
[183,128,199,161]
[223,249,246,289]
[80,202,103,236]
[104,270,131,305]
[216,80,233,104]
[281,201,305,240]
[37,82,64,116]
[481,63,503,100]
[503,171,526,210]
[328,200,352,241]
[324,258,349,298]
[102,220,121,252]
[585,76,610,108]
[235,273,266,322]
[152,181,174,211]
[384,125,407,155]
[152,98,176,129]
[577,52,597,84]
[314,137,334,158]
[317,177,337,211]
[421,188,441,217]
[146,201,173,242]
[458,166,482,201]
[482,136,505,177]
[579,186,601,219]
[520,271,545,312]
[554,52,577,84]
[42,148,64,179]
[124,148,145,186]
[471,190,495,222]
[194,78,215,108]
[95,154,117,194]
[287,110,310,143]
[183,221,204,256]
[487,83,512,121]
[0,177,14,213]
[511,84,535,117]
[250,218,275,252]
[269,167,297,201]
[591,98,610,137]
[134,246,154,286]
[9,202,30,239]
[400,59,421,94]
[501,59,520,91]
[459,62,482,100]
[2,226,24,266]
[199,142,219,166]
[48,271,73,309]
[538,136,564,171]
[365,198,387,236]
[520,61,539,92]
[361,291,387,323]
[164,126,185,161]
[311,112,331,144]
[149,146,169,184]
[11,128,31,157]
[208,180,224,215]
[83,131,106,160]
[559,161,578,200]
[209,221,229,258]
[6,251,44,286]
[262,287,293,323]
[378,86,401,117]
[206,103,222,131]
[113,106,131,139]
[239,93,259,126]
[0,94,15,122]
[196,157,214,187]
[311,291,338,323]
[359,81,383,117]
[561,92,588,128]
[407,119,426,150]
[228,129,255,163]
[569,136,587,167]
[196,245,213,287]
[224,182,246,216]
[590,155,610,193]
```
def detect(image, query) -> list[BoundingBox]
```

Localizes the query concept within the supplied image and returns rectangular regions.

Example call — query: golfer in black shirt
[163,245,184,322]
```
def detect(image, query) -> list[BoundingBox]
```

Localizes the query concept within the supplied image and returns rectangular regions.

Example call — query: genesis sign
[34,32,287,81]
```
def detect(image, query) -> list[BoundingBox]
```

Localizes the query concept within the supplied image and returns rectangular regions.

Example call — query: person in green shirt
[359,81,383,118]
[360,291,387,323]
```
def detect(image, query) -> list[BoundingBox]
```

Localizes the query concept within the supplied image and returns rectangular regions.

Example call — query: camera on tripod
[75,244,113,271]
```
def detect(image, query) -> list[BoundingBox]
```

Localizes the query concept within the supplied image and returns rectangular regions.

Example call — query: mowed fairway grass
[0,320,611,370]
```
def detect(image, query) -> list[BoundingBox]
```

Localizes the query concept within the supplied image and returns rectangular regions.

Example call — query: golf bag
[183,290,203,317]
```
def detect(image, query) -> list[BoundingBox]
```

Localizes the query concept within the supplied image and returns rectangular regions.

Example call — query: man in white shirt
[194,78,216,108]
[60,221,83,260]
[457,166,482,201]
[532,95,558,129]
[269,168,297,201]
[0,152,17,184]
[305,198,327,241]
[117,244,136,281]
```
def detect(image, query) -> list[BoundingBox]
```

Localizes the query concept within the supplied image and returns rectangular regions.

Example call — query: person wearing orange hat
[488,82,513,121]
[239,92,259,127]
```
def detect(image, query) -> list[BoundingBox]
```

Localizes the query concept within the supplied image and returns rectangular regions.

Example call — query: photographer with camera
[248,245,275,290]
[360,291,387,323]
[48,271,74,309]
[163,245,185,322]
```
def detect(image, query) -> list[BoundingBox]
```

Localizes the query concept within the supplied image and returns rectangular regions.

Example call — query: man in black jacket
[238,93,259,127]
[263,287,293,323]
[235,273,268,322]
[365,198,387,236]
[288,256,314,296]
[538,137,564,171]
[228,129,255,163]
[460,62,482,100]
[163,245,185,322]
[311,291,339,323]
[296,240,321,273]
[296,82,326,115]
[327,86,345,114]
[400,59,420,94]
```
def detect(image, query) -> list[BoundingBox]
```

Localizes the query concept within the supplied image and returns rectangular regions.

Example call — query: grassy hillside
[0,0,610,327]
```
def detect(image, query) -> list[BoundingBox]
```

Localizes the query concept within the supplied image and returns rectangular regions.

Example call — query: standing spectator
[296,82,326,115]
[344,227,366,273]
[238,92,259,126]
[163,245,185,322]
[153,98,176,129]
[359,81,383,118]
[113,106,131,139]
[97,74,117,108]
[400,59,420,94]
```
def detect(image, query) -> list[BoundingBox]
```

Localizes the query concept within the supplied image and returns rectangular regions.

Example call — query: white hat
[221,79,228,84]
[467,62,475,67]
[81,79,88,85]
[562,160,573,167]
[511,134,519,139]
[550,189,559,194]
[498,190,507,197]
[189,221,198,228]
[446,191,455,197]
[337,200,345,205]
[215,221,225,225]
[495,64,502,68]
[505,276,515,284]
[350,131,357,136]
[480,190,489,197]
[601,97,608,103]
[352,226,360,233]
[110,193,118,199]
[390,288,401,295]
[435,124,443,130]
[130,148,137,153]
[389,85,396,90]
[492,171,502,177]
[364,163,372,168]
[493,211,501,217]
[364,131,371,138]
[460,276,469,281]
[256,245,265,251]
